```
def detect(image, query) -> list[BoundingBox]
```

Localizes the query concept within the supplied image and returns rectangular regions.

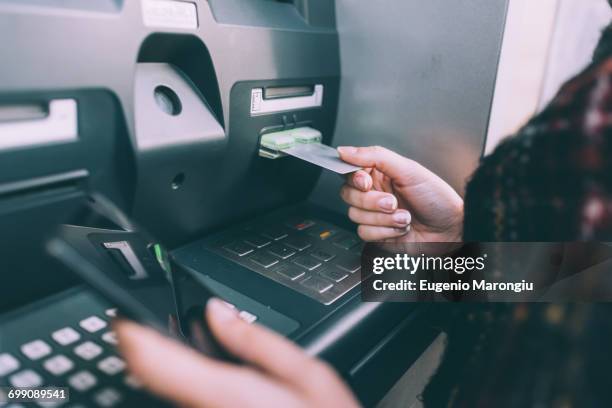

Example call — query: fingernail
[393,211,410,225]
[378,196,397,211]
[338,146,357,155]
[395,225,411,235]
[207,298,237,323]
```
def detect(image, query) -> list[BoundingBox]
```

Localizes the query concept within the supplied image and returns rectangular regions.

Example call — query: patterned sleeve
[463,58,612,241]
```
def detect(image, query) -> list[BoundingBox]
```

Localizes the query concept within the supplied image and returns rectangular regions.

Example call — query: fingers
[357,225,411,241]
[338,146,412,180]
[348,207,411,228]
[340,185,398,213]
[345,170,373,192]
[115,319,264,408]
[205,299,314,383]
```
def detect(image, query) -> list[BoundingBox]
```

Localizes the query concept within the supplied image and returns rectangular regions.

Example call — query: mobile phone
[47,223,236,361]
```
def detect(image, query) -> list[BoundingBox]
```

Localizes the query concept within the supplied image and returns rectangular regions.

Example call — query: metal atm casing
[0,0,508,405]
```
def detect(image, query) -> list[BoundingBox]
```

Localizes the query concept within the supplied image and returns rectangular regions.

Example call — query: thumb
[337,146,418,181]
[337,146,442,188]
[206,298,314,382]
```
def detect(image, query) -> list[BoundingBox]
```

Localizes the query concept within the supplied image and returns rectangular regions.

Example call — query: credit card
[282,143,362,174]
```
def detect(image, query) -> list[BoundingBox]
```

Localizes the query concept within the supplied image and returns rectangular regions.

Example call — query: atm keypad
[2,315,166,407]
[211,217,362,304]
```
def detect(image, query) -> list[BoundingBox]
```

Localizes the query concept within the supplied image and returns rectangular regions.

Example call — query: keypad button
[249,252,279,268]
[105,308,118,318]
[285,218,315,231]
[308,225,339,240]
[94,388,122,407]
[334,235,361,250]
[68,370,97,392]
[73,341,103,361]
[52,327,81,346]
[284,236,312,251]
[320,267,349,283]
[293,255,322,271]
[336,255,361,273]
[267,244,296,259]
[274,264,306,281]
[124,374,143,390]
[9,369,43,388]
[223,242,254,257]
[79,316,107,333]
[238,311,258,324]
[0,353,20,376]
[310,249,336,262]
[101,331,118,346]
[97,356,126,376]
[43,355,74,376]
[301,277,333,294]
[243,235,271,249]
[260,225,289,240]
[222,301,236,310]
[21,340,52,361]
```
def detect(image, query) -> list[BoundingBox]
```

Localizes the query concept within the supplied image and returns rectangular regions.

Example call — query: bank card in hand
[282,143,362,175]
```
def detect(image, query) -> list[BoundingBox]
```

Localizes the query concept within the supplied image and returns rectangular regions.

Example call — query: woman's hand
[115,299,360,408]
[338,146,464,243]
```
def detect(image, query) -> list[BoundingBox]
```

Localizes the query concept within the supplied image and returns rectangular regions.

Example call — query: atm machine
[0,0,508,406]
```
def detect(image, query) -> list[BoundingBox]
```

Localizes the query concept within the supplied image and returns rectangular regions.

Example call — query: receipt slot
[251,84,324,116]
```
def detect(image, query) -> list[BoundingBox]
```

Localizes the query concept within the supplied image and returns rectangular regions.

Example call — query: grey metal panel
[0,0,340,135]
[0,0,340,244]
[310,0,508,212]
[207,0,335,31]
